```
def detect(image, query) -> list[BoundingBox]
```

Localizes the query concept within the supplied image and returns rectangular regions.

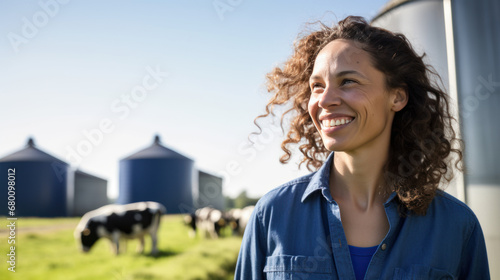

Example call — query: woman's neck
[330,142,390,211]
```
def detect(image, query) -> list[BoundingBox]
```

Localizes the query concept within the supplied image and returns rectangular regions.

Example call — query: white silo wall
[372,0,465,202]
[73,170,108,216]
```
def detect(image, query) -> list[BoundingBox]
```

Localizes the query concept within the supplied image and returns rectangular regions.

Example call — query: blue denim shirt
[235,153,490,279]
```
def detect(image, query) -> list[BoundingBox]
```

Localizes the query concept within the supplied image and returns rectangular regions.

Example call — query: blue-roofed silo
[118,135,194,214]
[0,138,70,217]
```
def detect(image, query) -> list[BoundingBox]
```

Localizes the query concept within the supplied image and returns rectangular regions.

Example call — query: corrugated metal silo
[197,170,224,210]
[118,135,194,214]
[0,138,69,217]
[73,169,108,216]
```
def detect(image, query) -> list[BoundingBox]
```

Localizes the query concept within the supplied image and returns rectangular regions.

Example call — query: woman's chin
[321,139,348,152]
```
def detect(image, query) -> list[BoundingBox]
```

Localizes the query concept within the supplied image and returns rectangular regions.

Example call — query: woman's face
[308,39,405,153]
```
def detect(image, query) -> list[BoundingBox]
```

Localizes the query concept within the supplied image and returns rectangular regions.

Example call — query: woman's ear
[391,87,408,112]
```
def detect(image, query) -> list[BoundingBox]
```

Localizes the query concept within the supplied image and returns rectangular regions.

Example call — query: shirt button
[381,243,387,251]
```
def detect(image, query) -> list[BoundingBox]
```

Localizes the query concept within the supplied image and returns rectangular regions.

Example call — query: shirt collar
[384,192,398,205]
[301,152,334,203]
[301,152,399,205]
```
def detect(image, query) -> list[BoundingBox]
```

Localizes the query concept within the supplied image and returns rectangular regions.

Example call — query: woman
[235,16,489,279]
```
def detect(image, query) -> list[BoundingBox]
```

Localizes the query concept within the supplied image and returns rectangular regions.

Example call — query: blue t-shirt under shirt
[349,245,378,280]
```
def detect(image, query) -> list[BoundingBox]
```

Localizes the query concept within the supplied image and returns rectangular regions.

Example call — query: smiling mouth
[320,117,354,129]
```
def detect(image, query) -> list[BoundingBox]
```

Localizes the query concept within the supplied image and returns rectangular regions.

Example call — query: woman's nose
[318,87,342,108]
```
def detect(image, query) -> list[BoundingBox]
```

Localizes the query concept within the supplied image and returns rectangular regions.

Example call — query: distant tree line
[225,191,260,210]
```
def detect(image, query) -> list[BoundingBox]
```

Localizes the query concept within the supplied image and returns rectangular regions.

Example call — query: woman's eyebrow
[335,70,368,79]
[310,70,367,82]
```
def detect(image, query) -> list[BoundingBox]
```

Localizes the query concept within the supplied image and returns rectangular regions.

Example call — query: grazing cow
[74,201,165,256]
[225,208,242,235]
[183,212,197,238]
[237,205,255,235]
[226,206,255,235]
[195,207,226,238]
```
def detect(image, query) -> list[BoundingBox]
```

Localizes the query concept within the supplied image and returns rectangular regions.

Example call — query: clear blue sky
[0,0,388,199]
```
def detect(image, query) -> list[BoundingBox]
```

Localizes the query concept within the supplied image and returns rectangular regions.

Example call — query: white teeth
[321,118,353,128]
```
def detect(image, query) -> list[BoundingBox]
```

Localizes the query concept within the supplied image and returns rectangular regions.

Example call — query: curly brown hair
[255,16,463,215]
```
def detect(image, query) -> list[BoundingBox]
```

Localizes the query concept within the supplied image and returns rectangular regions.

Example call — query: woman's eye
[311,83,324,91]
[340,79,357,86]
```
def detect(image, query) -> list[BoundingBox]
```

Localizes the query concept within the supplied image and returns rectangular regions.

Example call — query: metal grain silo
[372,0,463,199]
[73,169,108,216]
[372,0,500,277]
[196,170,225,210]
[0,138,69,217]
[118,135,194,214]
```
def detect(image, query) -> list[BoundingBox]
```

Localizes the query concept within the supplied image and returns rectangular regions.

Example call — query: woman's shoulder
[432,190,477,218]
[253,172,317,212]
[424,190,481,231]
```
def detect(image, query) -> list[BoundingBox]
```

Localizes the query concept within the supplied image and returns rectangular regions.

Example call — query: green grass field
[0,215,242,280]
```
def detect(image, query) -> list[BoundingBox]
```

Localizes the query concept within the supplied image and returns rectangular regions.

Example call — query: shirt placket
[364,199,402,279]
[324,196,356,280]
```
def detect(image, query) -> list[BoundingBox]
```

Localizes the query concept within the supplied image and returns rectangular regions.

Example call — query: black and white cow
[74,201,166,255]
[183,212,197,238]
[225,208,242,235]
[195,207,226,238]
[226,205,255,236]
[237,205,255,235]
